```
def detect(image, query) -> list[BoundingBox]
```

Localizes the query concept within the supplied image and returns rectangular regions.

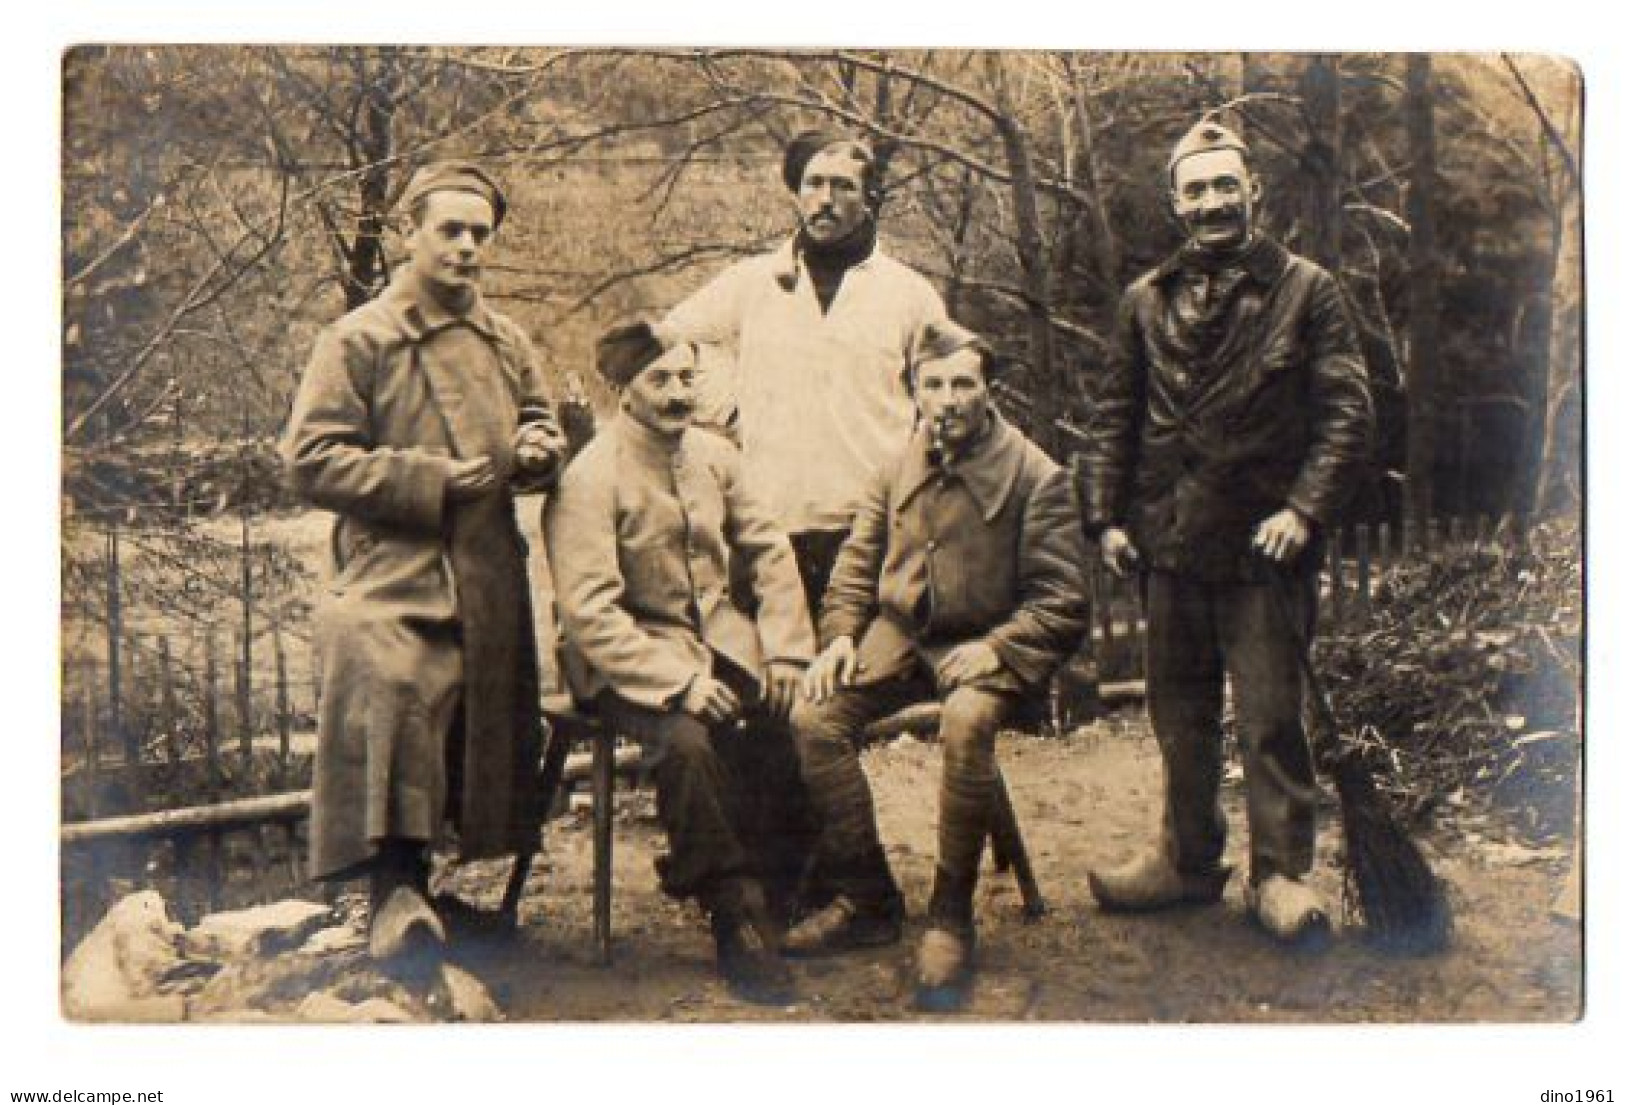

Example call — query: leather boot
[782,893,904,957]
[913,868,976,1013]
[706,876,797,1006]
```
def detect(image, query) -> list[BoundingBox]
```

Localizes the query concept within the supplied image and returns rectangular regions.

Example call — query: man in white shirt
[599,129,948,614]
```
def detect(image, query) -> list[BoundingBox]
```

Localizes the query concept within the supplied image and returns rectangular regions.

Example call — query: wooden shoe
[1087,852,1232,912]
[1244,875,1331,947]
[369,885,447,968]
[912,926,974,1013]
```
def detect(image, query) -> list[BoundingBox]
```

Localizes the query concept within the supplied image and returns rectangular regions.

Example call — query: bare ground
[436,708,1582,1024]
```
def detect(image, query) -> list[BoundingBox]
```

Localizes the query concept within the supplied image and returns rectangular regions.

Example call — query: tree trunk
[1532,153,1582,517]
[1403,53,1440,532]
[343,48,399,310]
[1298,54,1343,270]
[1066,58,1120,292]
[985,55,1057,453]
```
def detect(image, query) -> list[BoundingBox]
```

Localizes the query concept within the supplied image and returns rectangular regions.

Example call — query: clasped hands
[444,420,567,503]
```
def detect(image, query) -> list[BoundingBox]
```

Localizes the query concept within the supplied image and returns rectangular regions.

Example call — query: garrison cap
[400,160,509,228]
[781,128,875,192]
[914,319,999,381]
[1166,119,1250,184]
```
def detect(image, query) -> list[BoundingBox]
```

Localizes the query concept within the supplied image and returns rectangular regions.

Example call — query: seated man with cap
[787,321,1088,1011]
[282,161,567,968]
[542,326,817,1006]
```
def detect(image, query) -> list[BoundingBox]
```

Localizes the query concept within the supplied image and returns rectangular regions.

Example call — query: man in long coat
[1077,120,1373,942]
[787,321,1088,1011]
[543,329,816,1005]
[281,162,566,963]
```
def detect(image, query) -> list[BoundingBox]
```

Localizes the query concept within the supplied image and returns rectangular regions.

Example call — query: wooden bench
[503,693,1044,965]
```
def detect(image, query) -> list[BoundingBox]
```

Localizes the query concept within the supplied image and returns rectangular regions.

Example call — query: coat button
[927,540,939,552]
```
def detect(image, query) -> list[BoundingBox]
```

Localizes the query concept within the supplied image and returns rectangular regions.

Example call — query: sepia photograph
[55,41,1585,1039]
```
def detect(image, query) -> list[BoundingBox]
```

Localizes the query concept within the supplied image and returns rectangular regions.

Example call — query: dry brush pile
[1315,514,1581,845]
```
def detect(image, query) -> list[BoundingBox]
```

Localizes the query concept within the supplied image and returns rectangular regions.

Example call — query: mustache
[658,401,694,417]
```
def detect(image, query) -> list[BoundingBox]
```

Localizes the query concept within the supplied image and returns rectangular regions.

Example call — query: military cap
[914,319,999,381]
[595,320,696,387]
[1166,119,1250,183]
[781,128,875,192]
[399,160,509,228]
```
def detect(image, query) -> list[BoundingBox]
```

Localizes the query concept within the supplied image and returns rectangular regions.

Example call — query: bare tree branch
[1500,54,1580,185]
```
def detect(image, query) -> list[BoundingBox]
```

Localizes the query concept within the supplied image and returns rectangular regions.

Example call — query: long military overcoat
[281,274,556,879]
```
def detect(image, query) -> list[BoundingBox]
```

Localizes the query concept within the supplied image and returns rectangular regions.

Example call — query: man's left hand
[1252,507,1314,563]
[937,641,1002,690]
[762,661,802,721]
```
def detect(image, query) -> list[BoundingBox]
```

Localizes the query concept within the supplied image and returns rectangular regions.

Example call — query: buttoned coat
[543,413,816,711]
[281,273,556,879]
[1077,237,1373,581]
[819,413,1089,691]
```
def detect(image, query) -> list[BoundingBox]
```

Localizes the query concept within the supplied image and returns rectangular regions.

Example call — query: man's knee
[939,688,1003,769]
[789,697,862,770]
[659,718,716,768]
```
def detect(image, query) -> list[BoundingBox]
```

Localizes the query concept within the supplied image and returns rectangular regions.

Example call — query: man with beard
[281,162,567,967]
[1077,119,1373,943]
[787,321,1088,1011]
[543,330,816,1006]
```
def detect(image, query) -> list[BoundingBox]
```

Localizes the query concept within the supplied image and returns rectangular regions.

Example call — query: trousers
[595,690,812,911]
[1143,568,1319,882]
[789,669,1015,915]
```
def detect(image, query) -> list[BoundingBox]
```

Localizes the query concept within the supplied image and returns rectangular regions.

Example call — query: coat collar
[1148,234,1291,289]
[894,410,1025,523]
[611,410,686,465]
[381,271,501,343]
[769,233,888,292]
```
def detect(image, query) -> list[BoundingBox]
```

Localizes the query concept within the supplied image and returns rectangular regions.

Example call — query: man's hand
[937,640,1003,690]
[803,636,860,704]
[762,661,802,721]
[1252,507,1313,563]
[679,675,741,725]
[445,456,497,502]
[1100,526,1141,578]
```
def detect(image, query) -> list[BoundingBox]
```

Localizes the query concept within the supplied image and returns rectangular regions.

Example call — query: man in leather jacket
[1076,119,1373,943]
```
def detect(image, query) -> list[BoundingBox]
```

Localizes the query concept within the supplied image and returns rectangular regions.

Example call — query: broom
[1267,569,1453,956]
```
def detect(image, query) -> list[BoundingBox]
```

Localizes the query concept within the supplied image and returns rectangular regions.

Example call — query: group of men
[281,117,1374,1012]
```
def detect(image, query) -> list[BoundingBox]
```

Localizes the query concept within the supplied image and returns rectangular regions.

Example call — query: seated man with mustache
[543,327,817,1006]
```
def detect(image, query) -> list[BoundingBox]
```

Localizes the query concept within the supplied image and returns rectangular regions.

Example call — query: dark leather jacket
[1078,237,1373,581]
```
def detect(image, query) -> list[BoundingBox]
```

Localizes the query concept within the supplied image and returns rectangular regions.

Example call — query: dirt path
[441,709,1580,1023]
